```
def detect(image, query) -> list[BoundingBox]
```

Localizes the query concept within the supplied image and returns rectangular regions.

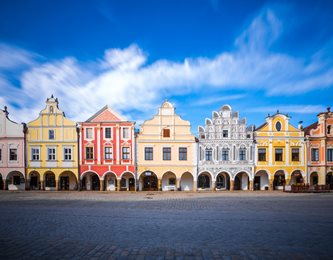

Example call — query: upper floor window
[49,129,55,140]
[258,148,266,161]
[327,148,333,162]
[275,121,282,131]
[9,148,18,161]
[223,130,228,138]
[311,148,319,162]
[145,147,153,160]
[85,147,94,160]
[31,148,40,161]
[86,128,93,139]
[163,129,170,138]
[328,125,331,135]
[239,148,246,161]
[0,148,2,161]
[49,106,54,113]
[292,148,300,161]
[179,147,187,161]
[122,147,130,160]
[47,148,56,161]
[105,128,112,139]
[275,148,283,161]
[205,148,212,161]
[222,148,229,161]
[105,147,113,160]
[63,147,72,161]
[122,128,129,139]
[163,147,171,160]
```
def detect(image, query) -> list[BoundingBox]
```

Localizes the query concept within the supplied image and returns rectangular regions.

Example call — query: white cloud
[0,7,332,124]
[247,105,327,114]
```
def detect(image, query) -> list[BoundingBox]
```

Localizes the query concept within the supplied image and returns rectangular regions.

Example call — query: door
[254,176,260,190]
[60,176,69,190]
[143,176,157,191]
[327,174,333,190]
[234,176,241,190]
[92,175,100,190]
[129,178,135,191]
[30,176,38,190]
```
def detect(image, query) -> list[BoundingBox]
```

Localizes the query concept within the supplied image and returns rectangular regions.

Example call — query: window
[275,148,283,161]
[145,147,153,160]
[47,148,56,161]
[49,106,54,113]
[85,147,94,160]
[105,128,112,139]
[205,148,212,161]
[258,148,266,161]
[327,148,333,162]
[0,148,2,161]
[86,128,93,139]
[64,148,72,161]
[223,130,228,138]
[163,129,170,138]
[13,176,21,185]
[222,148,229,161]
[179,147,187,160]
[49,129,55,140]
[292,148,300,161]
[31,148,40,161]
[122,128,129,139]
[122,147,130,160]
[169,178,176,185]
[328,125,331,135]
[239,148,246,161]
[9,149,17,161]
[311,148,319,161]
[276,122,282,131]
[105,147,113,159]
[163,147,171,160]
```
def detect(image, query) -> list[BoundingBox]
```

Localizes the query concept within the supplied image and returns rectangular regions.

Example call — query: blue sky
[0,0,333,132]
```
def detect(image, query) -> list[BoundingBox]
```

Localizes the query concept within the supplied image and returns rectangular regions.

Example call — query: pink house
[0,107,26,190]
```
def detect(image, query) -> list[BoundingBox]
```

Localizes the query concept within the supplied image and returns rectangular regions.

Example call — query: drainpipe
[76,123,81,191]
[22,123,28,190]
[134,129,138,191]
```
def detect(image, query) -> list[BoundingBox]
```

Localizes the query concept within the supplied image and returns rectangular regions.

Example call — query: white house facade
[198,105,255,190]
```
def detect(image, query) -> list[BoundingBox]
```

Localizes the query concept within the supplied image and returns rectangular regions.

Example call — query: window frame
[63,147,72,161]
[163,128,170,138]
[104,147,113,160]
[179,147,187,161]
[144,147,153,160]
[205,148,212,161]
[31,147,40,161]
[239,148,246,161]
[163,147,171,161]
[85,147,94,160]
[85,128,93,139]
[105,127,112,139]
[291,148,300,162]
[258,148,266,162]
[47,147,56,161]
[222,148,229,161]
[223,130,228,138]
[48,129,55,140]
[327,148,333,162]
[122,127,130,139]
[9,148,18,161]
[275,148,283,162]
[122,147,130,160]
[311,148,319,162]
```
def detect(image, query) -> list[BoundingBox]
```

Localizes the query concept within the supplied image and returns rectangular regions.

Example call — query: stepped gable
[86,105,125,122]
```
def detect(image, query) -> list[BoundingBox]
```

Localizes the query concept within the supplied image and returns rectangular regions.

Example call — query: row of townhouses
[1,96,332,191]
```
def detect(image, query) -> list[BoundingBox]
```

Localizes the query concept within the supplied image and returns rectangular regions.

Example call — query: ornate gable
[86,105,125,122]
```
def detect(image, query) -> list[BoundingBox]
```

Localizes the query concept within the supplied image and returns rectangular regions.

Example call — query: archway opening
[180,172,194,191]
[290,170,304,185]
[273,170,285,190]
[44,172,56,190]
[254,170,269,191]
[216,172,230,190]
[120,172,135,191]
[81,172,100,191]
[162,172,177,191]
[310,172,318,186]
[0,173,3,190]
[29,171,40,190]
[326,173,333,190]
[234,172,250,190]
[7,171,25,190]
[59,171,78,191]
[104,172,117,191]
[198,172,211,189]
[140,171,158,191]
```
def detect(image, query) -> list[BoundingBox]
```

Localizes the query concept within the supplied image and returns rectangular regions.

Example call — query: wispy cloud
[0,6,332,124]
[247,105,327,114]
[195,94,246,106]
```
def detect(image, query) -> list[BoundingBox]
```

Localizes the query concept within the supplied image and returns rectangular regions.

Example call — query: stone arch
[59,171,78,191]
[161,171,177,191]
[180,172,194,191]
[273,170,286,190]
[29,171,40,190]
[310,172,319,186]
[233,171,251,190]
[81,171,100,191]
[7,171,25,191]
[103,172,118,191]
[289,170,304,185]
[198,171,212,190]
[139,171,158,191]
[120,171,136,191]
[44,171,56,190]
[254,170,269,191]
[216,171,231,190]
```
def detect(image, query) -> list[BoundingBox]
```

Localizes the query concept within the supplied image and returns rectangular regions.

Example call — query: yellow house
[254,111,306,190]
[136,101,197,191]
[26,95,78,191]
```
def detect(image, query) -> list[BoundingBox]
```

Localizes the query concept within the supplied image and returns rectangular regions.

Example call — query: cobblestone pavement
[0,191,332,259]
